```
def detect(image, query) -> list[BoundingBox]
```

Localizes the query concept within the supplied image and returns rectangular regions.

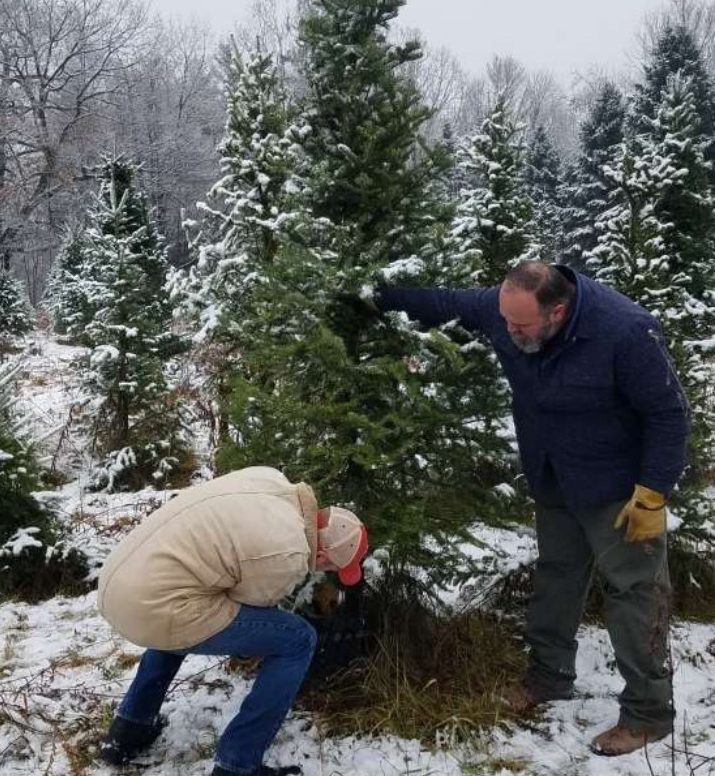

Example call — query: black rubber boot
[212,765,302,775]
[99,715,165,765]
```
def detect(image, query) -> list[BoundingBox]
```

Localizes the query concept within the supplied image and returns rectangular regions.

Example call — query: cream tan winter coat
[97,467,319,650]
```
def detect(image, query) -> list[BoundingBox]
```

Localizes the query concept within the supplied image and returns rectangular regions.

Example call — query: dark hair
[503,261,576,313]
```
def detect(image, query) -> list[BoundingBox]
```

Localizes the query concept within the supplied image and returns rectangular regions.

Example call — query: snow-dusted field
[1,337,713,776]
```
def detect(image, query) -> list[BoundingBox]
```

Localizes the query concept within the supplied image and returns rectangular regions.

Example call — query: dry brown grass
[113,651,141,671]
[298,579,526,745]
[49,649,102,671]
[60,725,104,776]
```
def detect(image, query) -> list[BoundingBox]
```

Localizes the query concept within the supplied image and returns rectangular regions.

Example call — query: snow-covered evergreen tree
[448,97,539,285]
[0,360,39,512]
[589,73,715,538]
[524,124,563,262]
[438,98,539,518]
[0,358,87,600]
[0,269,33,337]
[561,81,626,270]
[633,22,715,174]
[299,0,452,275]
[441,121,471,200]
[45,228,97,340]
[216,0,514,582]
[78,157,187,490]
[168,47,307,443]
[172,47,306,347]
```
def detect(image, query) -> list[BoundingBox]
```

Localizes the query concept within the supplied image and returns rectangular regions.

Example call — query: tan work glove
[614,484,666,542]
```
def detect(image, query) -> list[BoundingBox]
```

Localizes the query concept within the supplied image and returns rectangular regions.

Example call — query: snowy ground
[1,336,713,776]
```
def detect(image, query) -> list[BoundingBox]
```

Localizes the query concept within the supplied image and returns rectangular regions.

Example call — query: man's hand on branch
[327,289,381,334]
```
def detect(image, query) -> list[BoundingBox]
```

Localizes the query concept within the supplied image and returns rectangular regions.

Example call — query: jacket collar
[555,265,599,341]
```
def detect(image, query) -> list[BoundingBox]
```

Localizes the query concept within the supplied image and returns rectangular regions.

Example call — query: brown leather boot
[590,724,670,756]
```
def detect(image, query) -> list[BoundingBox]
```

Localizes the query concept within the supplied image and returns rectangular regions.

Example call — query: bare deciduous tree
[0,0,148,301]
[396,27,488,139]
[231,0,301,89]
[640,0,715,74]
[486,55,528,113]
[108,17,223,264]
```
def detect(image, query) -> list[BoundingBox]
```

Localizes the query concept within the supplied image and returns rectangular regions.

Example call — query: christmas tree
[75,157,188,490]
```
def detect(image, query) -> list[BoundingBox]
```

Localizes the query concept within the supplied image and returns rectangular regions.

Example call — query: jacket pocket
[552,361,617,411]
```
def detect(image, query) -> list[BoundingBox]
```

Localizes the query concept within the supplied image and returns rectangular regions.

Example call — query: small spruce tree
[634,22,715,176]
[78,157,188,490]
[524,124,563,262]
[44,228,97,340]
[448,97,540,285]
[0,359,88,601]
[0,269,33,339]
[560,81,626,270]
[169,47,306,442]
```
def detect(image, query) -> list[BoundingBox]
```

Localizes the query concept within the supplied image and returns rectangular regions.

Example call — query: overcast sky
[149,0,670,84]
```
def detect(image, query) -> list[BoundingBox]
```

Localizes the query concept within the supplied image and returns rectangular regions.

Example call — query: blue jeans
[117,605,317,775]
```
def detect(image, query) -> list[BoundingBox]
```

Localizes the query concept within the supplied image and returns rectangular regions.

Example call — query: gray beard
[511,336,544,354]
[510,321,561,353]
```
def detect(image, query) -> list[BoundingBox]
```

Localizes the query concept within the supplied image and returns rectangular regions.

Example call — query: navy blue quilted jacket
[377,267,690,509]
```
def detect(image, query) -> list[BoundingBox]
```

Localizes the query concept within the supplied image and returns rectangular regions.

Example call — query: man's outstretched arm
[375,286,497,332]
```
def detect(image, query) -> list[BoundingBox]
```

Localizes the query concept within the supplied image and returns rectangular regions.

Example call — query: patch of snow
[0,331,712,775]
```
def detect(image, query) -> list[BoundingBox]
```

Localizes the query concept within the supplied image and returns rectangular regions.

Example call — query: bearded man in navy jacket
[373,261,689,757]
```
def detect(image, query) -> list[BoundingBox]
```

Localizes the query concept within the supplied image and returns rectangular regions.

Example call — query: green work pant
[524,498,673,734]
